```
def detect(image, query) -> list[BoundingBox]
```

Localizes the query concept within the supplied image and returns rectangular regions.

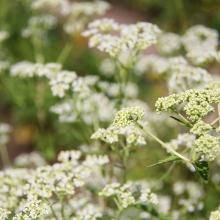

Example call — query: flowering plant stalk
[1,0,220,219]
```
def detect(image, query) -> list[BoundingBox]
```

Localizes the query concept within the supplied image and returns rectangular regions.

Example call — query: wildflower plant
[1,0,220,219]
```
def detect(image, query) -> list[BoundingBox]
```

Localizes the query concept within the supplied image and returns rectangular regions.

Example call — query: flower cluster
[0,208,11,220]
[21,14,57,40]
[209,206,220,220]
[190,120,212,136]
[173,181,204,213]
[135,55,212,93]
[72,204,103,220]
[14,151,47,168]
[91,126,119,144]
[10,62,61,78]
[49,70,77,98]
[91,124,146,146]
[155,25,220,65]
[10,61,79,98]
[165,133,195,151]
[206,81,220,94]
[156,89,220,123]
[13,199,49,220]
[182,89,220,122]
[82,18,161,57]
[31,0,70,15]
[0,60,10,73]
[0,168,31,210]
[167,65,212,94]
[135,54,169,75]
[113,106,145,128]
[98,81,139,99]
[0,31,9,44]
[182,25,220,65]
[194,134,220,161]
[51,93,116,124]
[64,1,111,35]
[0,150,109,219]
[99,182,158,208]
[157,32,182,55]
[31,0,111,36]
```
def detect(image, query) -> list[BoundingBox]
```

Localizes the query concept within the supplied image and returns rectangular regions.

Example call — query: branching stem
[135,122,190,163]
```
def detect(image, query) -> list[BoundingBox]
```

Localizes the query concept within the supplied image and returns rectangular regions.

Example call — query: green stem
[44,199,59,220]
[57,40,73,65]
[190,146,197,161]
[115,208,123,220]
[32,34,44,63]
[115,141,127,184]
[0,144,11,168]
[174,0,188,31]
[122,151,128,184]
[113,197,121,210]
[208,179,220,194]
[135,122,190,163]
[173,109,192,127]
[113,58,124,109]
[152,162,176,190]
[211,116,220,126]
[218,103,220,126]
[36,81,46,130]
[139,204,172,220]
[114,197,123,220]
[61,198,65,220]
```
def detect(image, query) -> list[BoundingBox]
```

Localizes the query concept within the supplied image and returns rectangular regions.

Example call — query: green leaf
[170,116,190,127]
[147,155,181,168]
[194,161,209,182]
[139,204,172,220]
[170,116,186,125]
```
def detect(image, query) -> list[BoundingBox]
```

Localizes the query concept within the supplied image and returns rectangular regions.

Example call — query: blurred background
[0,0,220,163]
[0,1,220,218]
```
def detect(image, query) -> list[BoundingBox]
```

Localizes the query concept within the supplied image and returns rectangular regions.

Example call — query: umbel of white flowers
[155,89,220,123]
[113,106,145,128]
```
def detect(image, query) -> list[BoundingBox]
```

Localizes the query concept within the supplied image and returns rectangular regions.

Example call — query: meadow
[0,0,220,219]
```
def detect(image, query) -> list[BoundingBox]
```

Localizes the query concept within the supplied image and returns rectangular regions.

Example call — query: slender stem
[122,151,127,184]
[113,58,124,108]
[61,198,65,220]
[152,162,176,190]
[115,141,127,184]
[32,34,44,63]
[36,81,46,130]
[218,103,220,126]
[0,144,11,167]
[139,204,172,220]
[174,0,188,31]
[208,179,220,194]
[172,109,192,127]
[113,197,121,210]
[211,116,220,126]
[114,197,123,220]
[44,199,59,220]
[190,146,197,161]
[115,208,123,220]
[135,122,190,162]
[57,40,73,65]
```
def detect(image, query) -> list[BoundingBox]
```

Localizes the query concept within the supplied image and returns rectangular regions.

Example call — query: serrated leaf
[148,155,181,168]
[194,161,209,182]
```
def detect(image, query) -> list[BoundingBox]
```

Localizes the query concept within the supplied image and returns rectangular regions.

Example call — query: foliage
[0,0,220,220]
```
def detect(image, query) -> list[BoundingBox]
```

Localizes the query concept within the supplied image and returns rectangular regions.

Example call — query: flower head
[194,134,220,161]
[156,89,220,123]
[113,107,145,128]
